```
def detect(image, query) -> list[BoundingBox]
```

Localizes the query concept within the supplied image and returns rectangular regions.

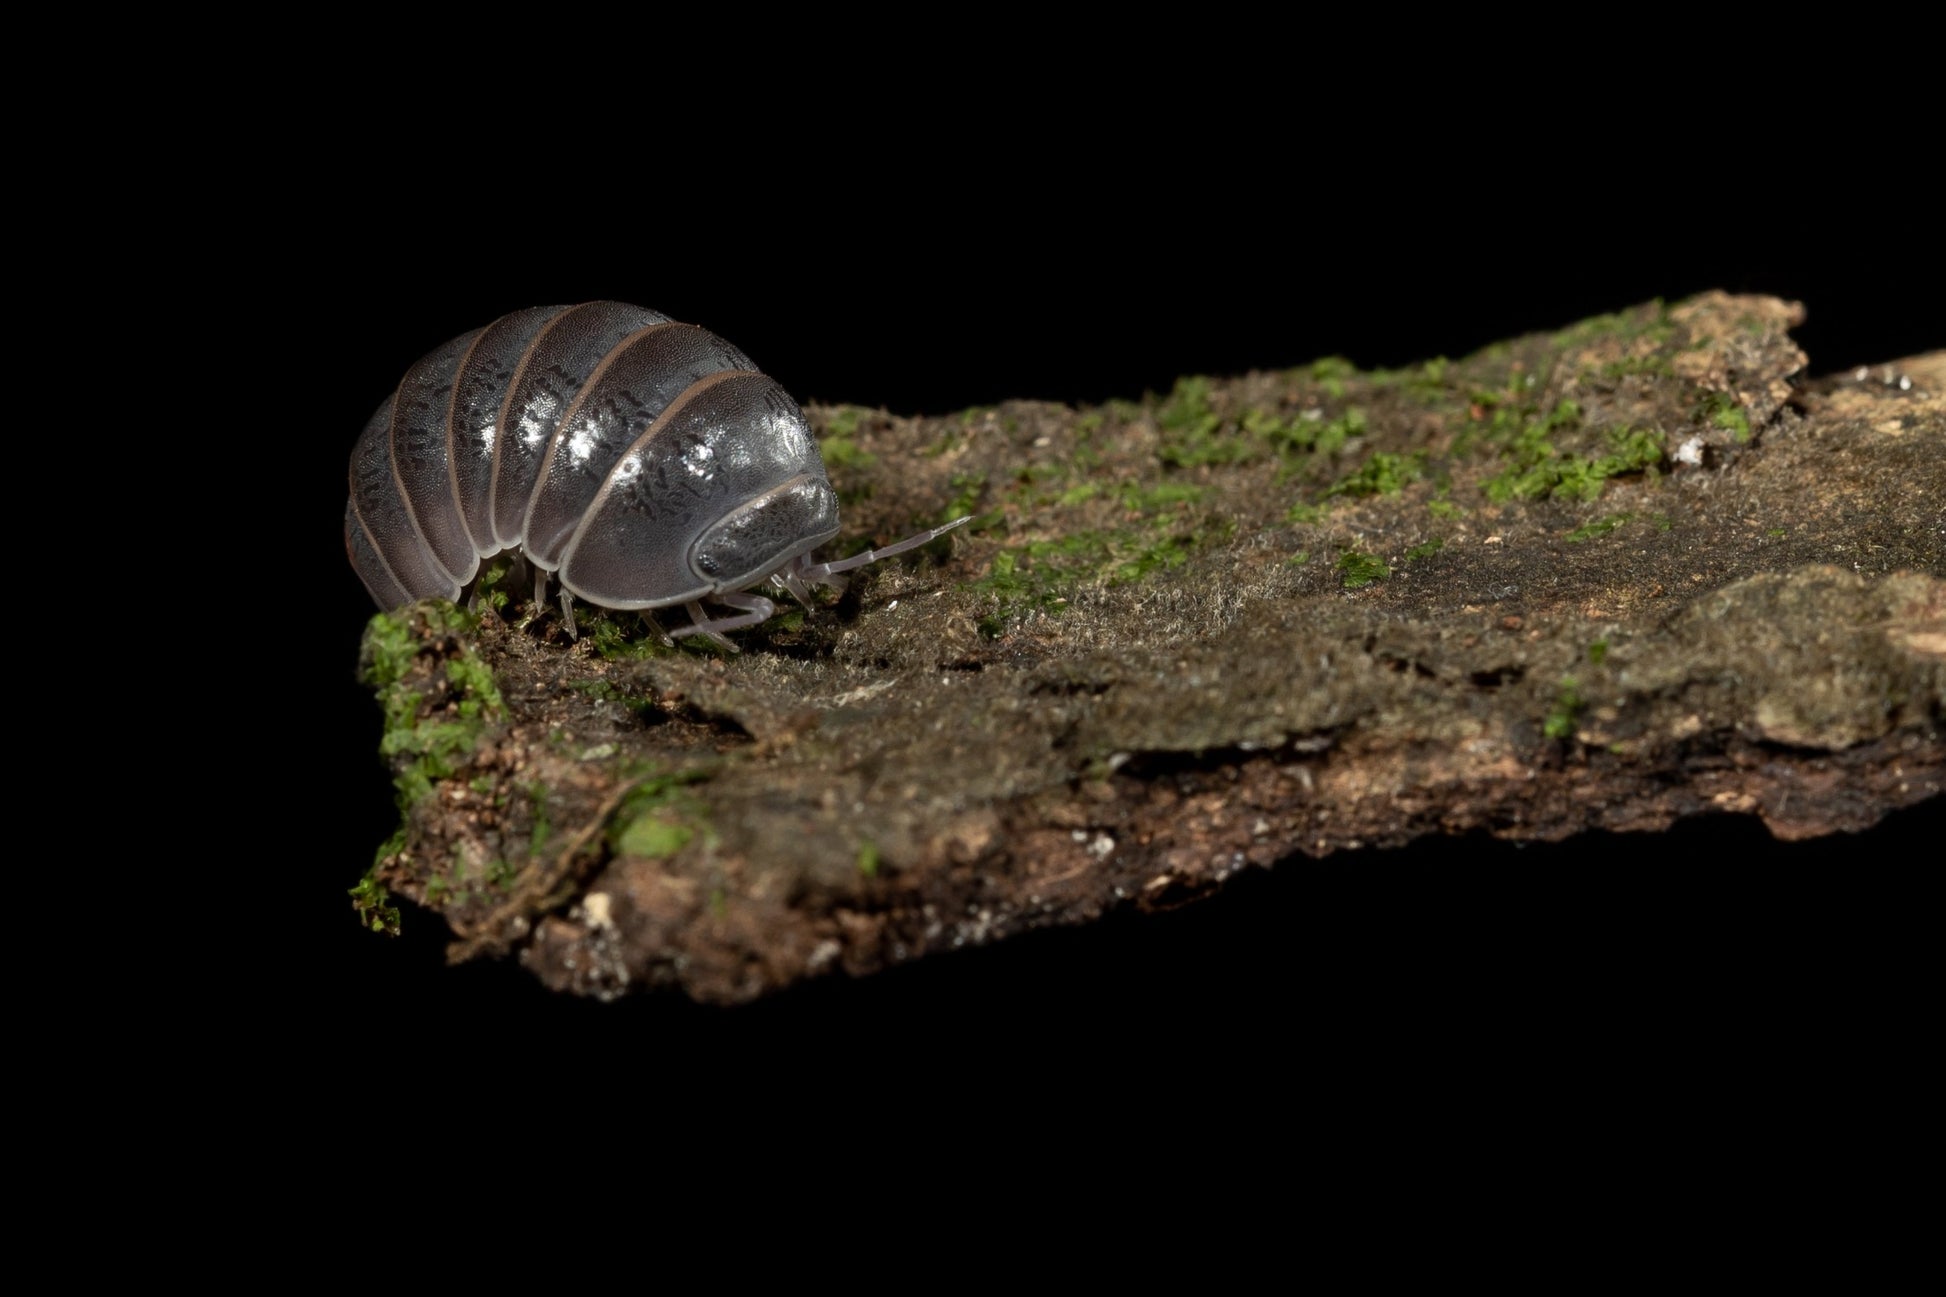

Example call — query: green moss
[618,818,692,858]
[970,512,1228,635]
[1302,408,1366,459]
[610,767,713,860]
[828,448,876,505]
[1057,483,1101,506]
[1286,501,1328,525]
[359,608,425,691]
[526,783,552,859]
[1543,677,1584,740]
[1700,391,1752,442]
[1325,450,1424,499]
[361,609,505,811]
[1588,640,1609,667]
[1482,424,1662,504]
[1455,394,1580,465]
[1402,538,1444,562]
[820,432,877,475]
[1338,551,1390,589]
[568,679,659,718]
[944,471,988,521]
[822,406,867,440]
[1556,299,1673,348]
[856,840,880,879]
[473,558,513,613]
[1380,355,1450,403]
[1113,532,1199,584]
[1565,512,1633,543]
[1427,499,1462,520]
[582,609,672,661]
[1287,550,1311,566]
[349,874,400,937]
[445,656,501,719]
[1592,353,1675,381]
[1156,376,1215,431]
[1304,356,1358,400]
[486,856,521,892]
[1156,376,1249,467]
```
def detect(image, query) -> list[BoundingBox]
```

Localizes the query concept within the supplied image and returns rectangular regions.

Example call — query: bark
[356,293,1943,1003]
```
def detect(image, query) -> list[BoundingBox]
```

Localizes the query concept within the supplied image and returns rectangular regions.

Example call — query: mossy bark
[357,293,1942,1003]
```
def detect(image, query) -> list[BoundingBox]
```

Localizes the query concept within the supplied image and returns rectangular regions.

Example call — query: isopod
[345,302,969,644]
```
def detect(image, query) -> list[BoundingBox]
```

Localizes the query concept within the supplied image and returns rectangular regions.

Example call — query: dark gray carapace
[345,302,968,643]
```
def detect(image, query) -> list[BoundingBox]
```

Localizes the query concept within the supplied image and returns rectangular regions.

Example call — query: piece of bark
[354,293,1942,1003]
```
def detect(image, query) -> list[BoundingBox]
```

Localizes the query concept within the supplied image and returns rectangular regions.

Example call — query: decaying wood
[358,294,1942,1003]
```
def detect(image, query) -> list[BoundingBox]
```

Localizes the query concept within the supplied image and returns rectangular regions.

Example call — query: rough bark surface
[355,293,1942,1003]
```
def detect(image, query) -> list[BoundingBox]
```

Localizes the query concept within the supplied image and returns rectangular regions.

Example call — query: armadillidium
[345,302,968,644]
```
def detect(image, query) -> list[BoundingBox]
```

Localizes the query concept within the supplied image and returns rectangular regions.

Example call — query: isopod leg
[559,587,578,640]
[770,567,821,609]
[670,592,779,651]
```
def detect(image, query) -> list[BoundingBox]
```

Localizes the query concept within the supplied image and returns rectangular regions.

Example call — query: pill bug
[345,301,969,644]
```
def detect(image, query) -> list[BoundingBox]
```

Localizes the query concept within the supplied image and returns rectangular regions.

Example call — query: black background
[274,127,1938,1077]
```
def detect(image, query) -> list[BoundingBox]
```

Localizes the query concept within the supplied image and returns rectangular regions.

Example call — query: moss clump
[568,679,659,718]
[349,874,400,937]
[943,471,988,523]
[1286,501,1328,525]
[1156,376,1246,467]
[360,607,506,809]
[1402,538,1444,563]
[580,609,673,661]
[819,436,876,472]
[473,558,513,613]
[820,405,867,440]
[1483,426,1663,504]
[609,768,713,861]
[1566,513,1633,543]
[1554,298,1674,348]
[1158,368,1370,472]
[1543,677,1584,740]
[1592,353,1675,381]
[1301,356,1358,400]
[618,818,692,858]
[1700,391,1752,443]
[1338,551,1390,590]
[972,471,1229,635]
[1325,450,1425,499]
[972,528,1208,636]
[1283,408,1366,460]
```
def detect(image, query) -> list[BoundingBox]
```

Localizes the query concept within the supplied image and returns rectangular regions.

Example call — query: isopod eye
[690,473,839,590]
